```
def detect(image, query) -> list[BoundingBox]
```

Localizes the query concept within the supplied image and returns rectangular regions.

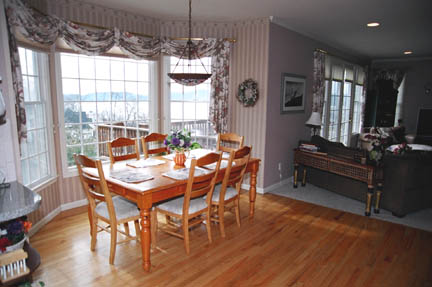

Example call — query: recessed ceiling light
[367,22,380,27]
[404,51,413,55]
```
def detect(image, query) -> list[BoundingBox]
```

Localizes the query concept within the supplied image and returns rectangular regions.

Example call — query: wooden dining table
[84,149,260,271]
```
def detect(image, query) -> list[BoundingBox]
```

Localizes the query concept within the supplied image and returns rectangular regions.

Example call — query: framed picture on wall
[280,73,306,113]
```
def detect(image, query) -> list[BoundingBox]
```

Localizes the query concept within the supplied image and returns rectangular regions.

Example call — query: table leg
[293,163,299,188]
[249,163,258,219]
[140,208,151,271]
[365,185,374,216]
[302,168,307,187]
[374,183,383,214]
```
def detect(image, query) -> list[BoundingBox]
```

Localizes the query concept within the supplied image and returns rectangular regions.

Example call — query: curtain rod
[32,7,236,43]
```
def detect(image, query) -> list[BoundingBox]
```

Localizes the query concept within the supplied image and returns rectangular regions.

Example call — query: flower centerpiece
[364,132,390,166]
[0,216,32,253]
[164,129,201,166]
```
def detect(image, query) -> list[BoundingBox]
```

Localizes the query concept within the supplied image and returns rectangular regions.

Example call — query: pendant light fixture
[167,0,211,86]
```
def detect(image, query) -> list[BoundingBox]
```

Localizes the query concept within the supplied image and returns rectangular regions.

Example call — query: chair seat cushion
[157,197,207,215]
[95,196,139,220]
[208,184,237,202]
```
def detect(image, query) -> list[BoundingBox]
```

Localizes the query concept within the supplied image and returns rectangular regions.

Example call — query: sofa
[300,136,432,217]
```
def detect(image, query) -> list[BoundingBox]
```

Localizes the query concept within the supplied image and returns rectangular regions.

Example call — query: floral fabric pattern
[311,50,326,116]
[5,0,232,139]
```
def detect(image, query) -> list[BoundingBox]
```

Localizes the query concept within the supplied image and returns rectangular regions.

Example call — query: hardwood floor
[29,193,432,287]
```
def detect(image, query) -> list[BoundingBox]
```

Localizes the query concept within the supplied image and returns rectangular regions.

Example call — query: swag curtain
[5,0,231,143]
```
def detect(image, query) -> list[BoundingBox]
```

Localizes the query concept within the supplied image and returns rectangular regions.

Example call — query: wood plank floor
[29,193,432,287]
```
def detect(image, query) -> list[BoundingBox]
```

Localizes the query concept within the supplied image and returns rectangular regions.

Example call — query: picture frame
[280,73,306,113]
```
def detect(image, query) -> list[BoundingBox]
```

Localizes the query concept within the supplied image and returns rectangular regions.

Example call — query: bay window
[164,56,216,149]
[19,47,56,188]
[57,52,156,173]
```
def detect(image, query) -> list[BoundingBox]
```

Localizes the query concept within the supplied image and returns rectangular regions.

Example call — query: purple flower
[164,139,168,145]
[7,221,23,235]
[184,141,190,148]
[171,137,180,146]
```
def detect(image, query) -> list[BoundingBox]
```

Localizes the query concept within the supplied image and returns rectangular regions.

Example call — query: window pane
[64,103,80,123]
[67,146,81,167]
[138,82,149,101]
[138,63,148,81]
[61,55,79,78]
[111,81,124,101]
[65,124,81,146]
[29,156,40,184]
[170,83,183,101]
[39,153,49,178]
[171,102,183,120]
[183,103,196,120]
[138,102,149,121]
[112,102,125,122]
[80,80,96,101]
[183,86,195,101]
[79,56,95,79]
[126,102,137,121]
[82,124,97,144]
[125,61,137,81]
[63,79,80,101]
[81,102,97,123]
[26,104,36,130]
[28,76,40,101]
[22,76,30,101]
[95,58,110,80]
[111,60,124,80]
[22,159,29,186]
[125,82,138,101]
[96,80,111,101]
[97,102,111,122]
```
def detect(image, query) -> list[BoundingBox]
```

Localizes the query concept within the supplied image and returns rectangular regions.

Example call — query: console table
[0,181,42,285]
[293,149,382,216]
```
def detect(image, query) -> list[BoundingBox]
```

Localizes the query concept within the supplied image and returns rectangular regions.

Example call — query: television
[416,108,432,136]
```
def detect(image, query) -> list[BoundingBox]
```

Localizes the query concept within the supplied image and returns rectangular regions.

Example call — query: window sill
[29,176,58,193]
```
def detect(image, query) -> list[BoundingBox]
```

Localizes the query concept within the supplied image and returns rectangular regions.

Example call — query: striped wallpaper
[26,0,270,227]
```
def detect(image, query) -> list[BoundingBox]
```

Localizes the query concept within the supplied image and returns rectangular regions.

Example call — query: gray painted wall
[372,59,432,134]
[264,22,363,188]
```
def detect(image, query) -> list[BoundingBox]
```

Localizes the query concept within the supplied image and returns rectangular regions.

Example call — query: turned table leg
[294,163,299,188]
[249,163,259,219]
[302,168,307,187]
[365,185,374,216]
[140,207,151,271]
[374,182,383,214]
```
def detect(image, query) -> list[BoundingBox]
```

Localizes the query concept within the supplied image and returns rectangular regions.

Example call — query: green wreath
[237,79,259,107]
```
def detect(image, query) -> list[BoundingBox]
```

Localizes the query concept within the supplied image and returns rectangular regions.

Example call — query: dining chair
[107,137,140,164]
[74,154,141,265]
[155,152,222,254]
[216,132,244,154]
[141,133,169,159]
[209,146,251,238]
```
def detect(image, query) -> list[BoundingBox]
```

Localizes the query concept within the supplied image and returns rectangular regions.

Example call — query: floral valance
[5,0,232,142]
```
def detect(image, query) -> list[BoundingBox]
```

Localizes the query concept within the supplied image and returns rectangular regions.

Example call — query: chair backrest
[141,133,168,159]
[220,146,252,199]
[182,152,222,215]
[216,133,244,153]
[74,154,116,222]
[107,137,140,164]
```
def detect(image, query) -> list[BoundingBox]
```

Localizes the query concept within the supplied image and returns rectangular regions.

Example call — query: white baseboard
[29,199,88,238]
[242,177,293,195]
[60,198,88,211]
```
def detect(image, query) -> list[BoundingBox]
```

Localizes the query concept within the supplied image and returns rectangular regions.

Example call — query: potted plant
[0,217,32,254]
[164,129,201,167]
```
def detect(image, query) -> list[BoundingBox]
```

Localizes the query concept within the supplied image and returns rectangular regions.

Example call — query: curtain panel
[311,50,326,117]
[5,0,232,142]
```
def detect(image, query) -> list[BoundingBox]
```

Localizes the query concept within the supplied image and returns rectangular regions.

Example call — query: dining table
[83,149,260,271]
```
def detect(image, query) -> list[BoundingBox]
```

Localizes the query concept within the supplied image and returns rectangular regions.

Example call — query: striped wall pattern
[25,0,270,227]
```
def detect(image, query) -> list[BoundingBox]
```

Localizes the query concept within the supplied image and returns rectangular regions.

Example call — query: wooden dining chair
[74,154,141,265]
[155,152,222,254]
[141,133,168,159]
[216,132,244,153]
[209,146,251,238]
[107,137,140,164]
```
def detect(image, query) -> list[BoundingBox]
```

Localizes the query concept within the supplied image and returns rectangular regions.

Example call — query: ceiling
[83,0,432,60]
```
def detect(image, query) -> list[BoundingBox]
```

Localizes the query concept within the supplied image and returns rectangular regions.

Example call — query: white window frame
[321,57,365,146]
[55,53,158,177]
[19,47,57,190]
[162,55,216,149]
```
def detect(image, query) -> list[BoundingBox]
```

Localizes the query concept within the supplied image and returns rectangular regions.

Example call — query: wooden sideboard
[293,149,382,216]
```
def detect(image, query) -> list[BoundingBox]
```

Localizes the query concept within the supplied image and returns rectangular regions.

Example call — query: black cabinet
[365,79,398,127]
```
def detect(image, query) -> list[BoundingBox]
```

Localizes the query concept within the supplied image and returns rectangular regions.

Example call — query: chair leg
[218,204,226,238]
[151,209,157,248]
[134,220,140,240]
[206,210,212,244]
[234,198,241,228]
[123,222,130,236]
[109,225,117,265]
[183,218,190,254]
[90,217,98,251]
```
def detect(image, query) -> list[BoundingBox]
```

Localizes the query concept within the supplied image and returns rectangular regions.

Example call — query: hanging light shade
[167,0,211,86]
